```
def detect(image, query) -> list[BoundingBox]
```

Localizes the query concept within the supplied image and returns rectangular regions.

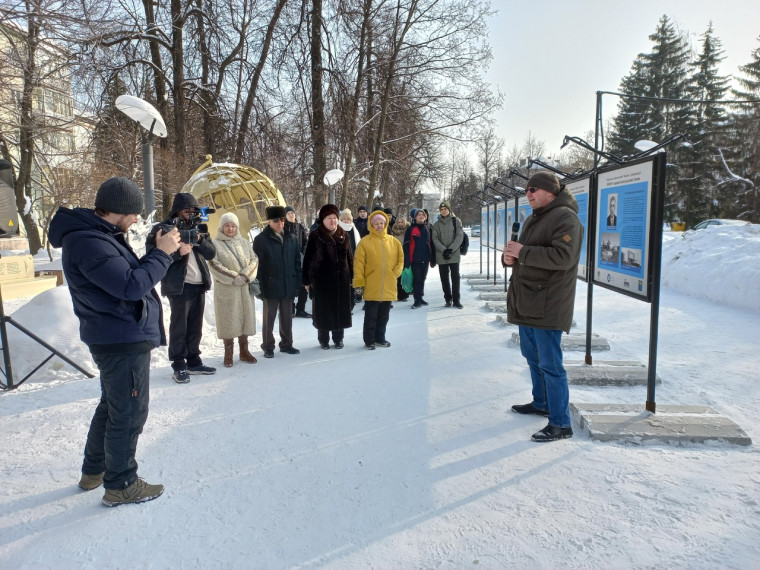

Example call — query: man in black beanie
[502,171,582,442]
[49,177,182,506]
[253,205,302,358]
[146,193,217,383]
[354,205,369,237]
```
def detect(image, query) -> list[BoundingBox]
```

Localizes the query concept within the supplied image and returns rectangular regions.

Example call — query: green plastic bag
[401,266,414,293]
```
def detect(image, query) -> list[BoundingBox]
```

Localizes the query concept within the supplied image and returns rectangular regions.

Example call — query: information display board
[495,202,506,250]
[592,156,664,301]
[566,177,591,281]
[517,196,532,232]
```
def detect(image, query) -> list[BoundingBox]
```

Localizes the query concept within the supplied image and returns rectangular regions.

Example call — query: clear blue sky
[485,0,760,154]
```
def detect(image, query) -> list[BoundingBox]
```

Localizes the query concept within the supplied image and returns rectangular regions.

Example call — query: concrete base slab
[463,273,502,280]
[571,403,752,446]
[565,361,661,386]
[467,278,503,285]
[485,302,506,313]
[479,292,507,301]
[472,284,506,292]
[511,332,610,351]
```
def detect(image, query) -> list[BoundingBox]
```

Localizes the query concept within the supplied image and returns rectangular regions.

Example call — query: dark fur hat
[266,205,287,220]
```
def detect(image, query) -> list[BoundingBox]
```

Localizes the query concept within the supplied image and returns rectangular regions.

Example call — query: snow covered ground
[1,224,759,569]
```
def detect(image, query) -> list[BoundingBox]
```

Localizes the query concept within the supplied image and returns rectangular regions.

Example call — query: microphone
[510,222,520,242]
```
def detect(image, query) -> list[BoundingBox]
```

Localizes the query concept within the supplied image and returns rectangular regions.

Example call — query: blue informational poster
[594,161,654,299]
[495,202,506,249]
[517,196,532,233]
[488,209,495,248]
[566,178,591,280]
[481,208,488,247]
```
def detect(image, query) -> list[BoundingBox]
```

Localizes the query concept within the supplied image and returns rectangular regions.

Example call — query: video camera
[160,206,215,245]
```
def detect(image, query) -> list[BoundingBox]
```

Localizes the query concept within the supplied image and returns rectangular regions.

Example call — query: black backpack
[452,216,469,255]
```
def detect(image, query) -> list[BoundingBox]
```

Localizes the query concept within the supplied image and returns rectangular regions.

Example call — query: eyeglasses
[527,187,540,194]
[271,217,286,223]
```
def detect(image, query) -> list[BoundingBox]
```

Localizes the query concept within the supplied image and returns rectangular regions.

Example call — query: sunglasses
[527,187,540,194]
[271,217,286,223]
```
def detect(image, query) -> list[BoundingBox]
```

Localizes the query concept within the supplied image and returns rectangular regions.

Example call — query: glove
[233,275,246,286]
[443,249,453,260]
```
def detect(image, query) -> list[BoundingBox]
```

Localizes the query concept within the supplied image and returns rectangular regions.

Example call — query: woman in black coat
[403,208,433,308]
[302,203,354,349]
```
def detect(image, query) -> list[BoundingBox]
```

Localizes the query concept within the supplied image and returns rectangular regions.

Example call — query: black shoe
[375,340,391,348]
[295,310,311,318]
[365,343,376,350]
[263,349,274,359]
[445,300,452,307]
[280,346,300,355]
[187,363,216,375]
[453,301,463,309]
[532,424,573,442]
[334,341,344,349]
[320,343,330,350]
[172,369,191,384]
[398,298,408,302]
[511,403,550,417]
[420,299,429,306]
[411,302,422,309]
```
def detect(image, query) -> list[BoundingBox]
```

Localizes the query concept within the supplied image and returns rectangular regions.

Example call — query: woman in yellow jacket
[353,210,404,350]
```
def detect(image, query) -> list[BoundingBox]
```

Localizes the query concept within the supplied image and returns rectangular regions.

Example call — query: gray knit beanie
[95,177,144,214]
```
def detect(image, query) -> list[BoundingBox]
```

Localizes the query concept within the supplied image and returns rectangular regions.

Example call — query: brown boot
[239,336,257,363]
[223,339,234,367]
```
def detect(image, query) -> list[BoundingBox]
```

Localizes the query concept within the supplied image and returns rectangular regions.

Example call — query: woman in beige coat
[208,212,259,367]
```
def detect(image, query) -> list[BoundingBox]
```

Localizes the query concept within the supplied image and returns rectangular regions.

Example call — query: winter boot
[223,339,234,367]
[238,336,257,363]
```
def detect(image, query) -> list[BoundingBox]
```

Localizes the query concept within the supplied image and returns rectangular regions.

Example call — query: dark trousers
[318,329,344,344]
[363,300,392,344]
[438,263,460,303]
[411,262,429,302]
[294,285,308,313]
[261,297,294,350]
[83,351,151,490]
[396,277,409,300]
[168,283,205,370]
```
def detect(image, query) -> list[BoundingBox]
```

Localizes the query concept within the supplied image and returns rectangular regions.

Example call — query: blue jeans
[82,351,151,489]
[518,326,571,428]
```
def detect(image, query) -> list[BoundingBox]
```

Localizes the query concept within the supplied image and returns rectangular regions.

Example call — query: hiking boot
[280,346,300,355]
[334,341,344,349]
[420,299,429,306]
[411,302,422,309]
[445,300,452,307]
[187,363,216,375]
[102,478,164,507]
[172,369,191,384]
[531,424,573,442]
[295,310,311,318]
[365,343,376,350]
[320,343,330,350]
[453,301,463,309]
[263,349,274,358]
[375,340,391,348]
[511,403,550,417]
[78,472,104,491]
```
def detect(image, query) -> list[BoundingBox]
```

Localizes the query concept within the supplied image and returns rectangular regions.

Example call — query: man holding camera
[147,193,217,383]
[432,200,464,308]
[49,177,181,506]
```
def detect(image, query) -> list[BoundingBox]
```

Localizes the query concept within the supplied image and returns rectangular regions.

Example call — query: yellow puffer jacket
[353,210,404,301]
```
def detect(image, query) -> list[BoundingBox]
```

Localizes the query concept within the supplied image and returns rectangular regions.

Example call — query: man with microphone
[502,171,583,442]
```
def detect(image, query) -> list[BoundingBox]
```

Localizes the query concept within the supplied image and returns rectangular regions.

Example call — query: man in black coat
[147,193,217,383]
[253,205,302,358]
[354,205,369,237]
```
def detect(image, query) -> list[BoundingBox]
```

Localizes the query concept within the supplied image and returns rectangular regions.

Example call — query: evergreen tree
[726,35,760,222]
[608,15,695,223]
[680,23,731,226]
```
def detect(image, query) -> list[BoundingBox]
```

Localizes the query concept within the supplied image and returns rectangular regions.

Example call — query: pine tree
[608,15,695,223]
[725,36,760,222]
[680,23,731,226]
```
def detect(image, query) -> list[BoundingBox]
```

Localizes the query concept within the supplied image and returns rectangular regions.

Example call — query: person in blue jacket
[403,208,433,308]
[48,177,181,506]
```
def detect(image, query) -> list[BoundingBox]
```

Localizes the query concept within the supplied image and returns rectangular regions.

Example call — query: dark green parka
[505,188,583,333]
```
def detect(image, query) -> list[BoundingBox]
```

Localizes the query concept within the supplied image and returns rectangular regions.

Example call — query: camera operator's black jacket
[146,193,216,296]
